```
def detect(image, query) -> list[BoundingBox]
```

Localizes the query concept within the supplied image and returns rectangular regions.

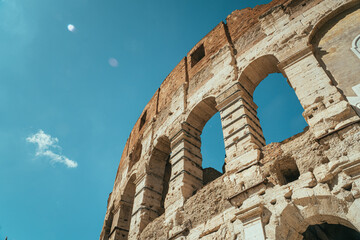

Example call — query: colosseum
[100,0,360,239]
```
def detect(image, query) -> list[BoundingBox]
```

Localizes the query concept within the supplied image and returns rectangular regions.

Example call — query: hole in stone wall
[139,110,147,130]
[191,44,205,67]
[275,157,300,185]
[302,223,360,239]
[253,73,308,144]
[282,166,300,184]
[343,183,352,191]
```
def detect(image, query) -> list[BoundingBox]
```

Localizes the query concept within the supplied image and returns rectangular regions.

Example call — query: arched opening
[110,175,136,240]
[201,112,225,178]
[160,156,171,212]
[240,55,307,144]
[148,136,171,216]
[101,206,114,240]
[253,73,308,143]
[128,142,142,171]
[186,97,224,186]
[302,223,360,239]
[310,4,360,96]
[309,4,360,116]
[274,196,360,240]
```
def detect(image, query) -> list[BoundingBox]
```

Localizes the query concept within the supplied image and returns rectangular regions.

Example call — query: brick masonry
[100,0,360,239]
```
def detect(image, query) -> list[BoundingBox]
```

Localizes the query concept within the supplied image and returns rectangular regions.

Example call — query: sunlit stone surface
[99,0,360,239]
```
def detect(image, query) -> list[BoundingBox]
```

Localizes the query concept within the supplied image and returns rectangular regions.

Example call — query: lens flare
[67,24,75,32]
[108,58,118,67]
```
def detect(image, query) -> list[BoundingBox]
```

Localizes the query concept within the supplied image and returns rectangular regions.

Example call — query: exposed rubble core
[100,0,360,239]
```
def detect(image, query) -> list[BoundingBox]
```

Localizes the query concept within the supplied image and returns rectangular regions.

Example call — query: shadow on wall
[303,223,360,239]
[253,73,308,144]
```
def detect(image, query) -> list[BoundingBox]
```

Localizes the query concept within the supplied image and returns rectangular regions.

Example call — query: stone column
[164,122,203,220]
[279,47,360,138]
[108,202,133,240]
[128,173,162,239]
[216,83,265,172]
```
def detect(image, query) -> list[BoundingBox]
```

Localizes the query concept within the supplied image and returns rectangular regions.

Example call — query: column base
[225,149,261,173]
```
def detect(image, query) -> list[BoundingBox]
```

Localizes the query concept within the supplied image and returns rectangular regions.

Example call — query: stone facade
[100,0,360,239]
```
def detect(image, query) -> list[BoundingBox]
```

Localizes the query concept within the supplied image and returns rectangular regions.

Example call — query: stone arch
[239,54,281,95]
[128,141,142,171]
[307,0,359,46]
[147,135,172,216]
[164,97,223,218]
[100,205,115,240]
[215,54,305,172]
[239,54,306,130]
[274,195,359,240]
[183,96,223,181]
[277,3,359,138]
[119,137,172,239]
[308,2,360,114]
[184,96,224,183]
[242,54,309,144]
[186,97,218,132]
[109,174,136,240]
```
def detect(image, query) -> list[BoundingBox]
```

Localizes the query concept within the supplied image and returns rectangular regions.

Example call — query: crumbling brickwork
[100,0,360,239]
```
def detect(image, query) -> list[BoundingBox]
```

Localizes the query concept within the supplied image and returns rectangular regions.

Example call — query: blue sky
[0,0,307,239]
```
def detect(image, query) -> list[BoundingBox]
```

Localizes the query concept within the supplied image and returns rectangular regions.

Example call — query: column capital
[169,122,201,147]
[216,82,253,111]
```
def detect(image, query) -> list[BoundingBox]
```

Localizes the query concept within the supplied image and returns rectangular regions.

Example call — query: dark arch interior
[303,223,360,240]
[160,155,171,213]
[148,136,171,216]
[253,73,308,144]
[113,176,136,240]
[103,206,114,240]
[128,142,142,170]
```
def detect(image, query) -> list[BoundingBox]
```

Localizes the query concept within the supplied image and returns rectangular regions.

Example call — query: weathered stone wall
[100,0,360,239]
[312,5,360,97]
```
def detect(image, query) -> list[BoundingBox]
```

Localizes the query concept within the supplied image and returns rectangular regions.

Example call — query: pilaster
[279,47,360,138]
[108,201,133,240]
[216,83,265,172]
[127,173,162,239]
[164,122,203,221]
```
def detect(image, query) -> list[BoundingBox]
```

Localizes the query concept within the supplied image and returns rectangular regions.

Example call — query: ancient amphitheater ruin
[100,0,360,239]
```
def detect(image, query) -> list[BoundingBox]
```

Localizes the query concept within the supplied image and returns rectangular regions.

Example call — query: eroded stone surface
[100,0,360,239]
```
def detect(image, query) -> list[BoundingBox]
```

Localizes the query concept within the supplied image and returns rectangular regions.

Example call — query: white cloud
[27,130,78,168]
